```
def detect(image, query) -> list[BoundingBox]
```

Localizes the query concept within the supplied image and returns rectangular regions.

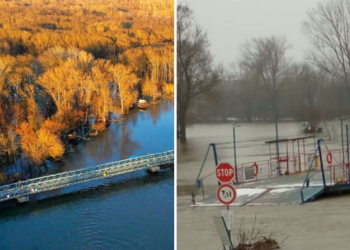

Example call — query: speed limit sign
[217,184,237,205]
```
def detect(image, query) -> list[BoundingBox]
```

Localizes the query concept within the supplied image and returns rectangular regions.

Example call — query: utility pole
[275,122,280,175]
[340,116,348,167]
[233,124,239,183]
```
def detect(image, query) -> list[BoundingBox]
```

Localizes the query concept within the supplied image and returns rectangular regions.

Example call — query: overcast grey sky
[181,0,326,66]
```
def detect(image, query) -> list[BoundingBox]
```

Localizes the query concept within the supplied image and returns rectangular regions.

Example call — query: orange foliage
[41,120,65,136]
[142,76,159,100]
[109,64,139,114]
[0,0,174,166]
[164,83,174,96]
[17,122,64,166]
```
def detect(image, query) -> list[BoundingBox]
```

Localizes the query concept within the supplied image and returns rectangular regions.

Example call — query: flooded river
[177,121,345,192]
[0,100,174,250]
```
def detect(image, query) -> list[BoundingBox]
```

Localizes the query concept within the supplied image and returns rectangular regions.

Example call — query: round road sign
[216,162,235,183]
[217,184,237,205]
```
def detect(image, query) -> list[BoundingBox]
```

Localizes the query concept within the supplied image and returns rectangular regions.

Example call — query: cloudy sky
[181,0,327,66]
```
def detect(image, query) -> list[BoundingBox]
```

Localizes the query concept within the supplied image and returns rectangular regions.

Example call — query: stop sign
[216,162,235,183]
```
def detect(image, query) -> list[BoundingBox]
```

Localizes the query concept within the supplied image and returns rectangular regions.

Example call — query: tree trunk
[272,94,279,122]
[44,162,48,172]
[178,110,187,143]
[245,98,252,123]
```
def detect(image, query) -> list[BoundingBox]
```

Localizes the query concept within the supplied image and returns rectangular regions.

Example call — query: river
[0,100,174,250]
[177,120,344,192]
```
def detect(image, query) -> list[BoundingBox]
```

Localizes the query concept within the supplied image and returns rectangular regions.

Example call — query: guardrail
[0,150,174,202]
[300,139,327,203]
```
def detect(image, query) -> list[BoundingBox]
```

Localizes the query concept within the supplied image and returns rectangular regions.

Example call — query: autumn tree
[23,84,44,130]
[109,63,139,115]
[17,122,64,172]
[37,59,84,129]
[0,0,174,170]
[91,59,113,121]
[145,47,163,101]
[0,55,16,129]
[177,4,219,142]
[0,126,18,164]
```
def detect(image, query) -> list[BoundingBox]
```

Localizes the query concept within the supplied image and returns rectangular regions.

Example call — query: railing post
[211,143,219,166]
[210,143,220,186]
[317,139,327,188]
[192,145,212,198]
[347,124,349,182]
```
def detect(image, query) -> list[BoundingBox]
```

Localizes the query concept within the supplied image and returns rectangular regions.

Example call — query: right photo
[177,0,350,249]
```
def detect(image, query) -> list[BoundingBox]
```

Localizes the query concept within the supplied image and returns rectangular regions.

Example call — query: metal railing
[0,150,174,202]
[300,139,326,203]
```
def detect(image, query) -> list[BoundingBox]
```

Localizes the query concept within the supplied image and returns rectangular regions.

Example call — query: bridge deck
[0,150,174,202]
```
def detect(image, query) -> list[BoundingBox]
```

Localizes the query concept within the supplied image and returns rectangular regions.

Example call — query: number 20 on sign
[217,184,237,205]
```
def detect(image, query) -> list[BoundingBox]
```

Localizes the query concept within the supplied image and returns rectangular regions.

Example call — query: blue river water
[0,100,174,250]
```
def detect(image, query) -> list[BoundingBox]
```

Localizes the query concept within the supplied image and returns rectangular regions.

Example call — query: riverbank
[0,99,173,183]
[1,99,174,250]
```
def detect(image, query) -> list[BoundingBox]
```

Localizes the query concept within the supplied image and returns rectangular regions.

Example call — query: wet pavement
[192,171,326,206]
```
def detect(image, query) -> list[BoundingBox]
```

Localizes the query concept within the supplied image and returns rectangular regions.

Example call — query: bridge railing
[0,150,174,202]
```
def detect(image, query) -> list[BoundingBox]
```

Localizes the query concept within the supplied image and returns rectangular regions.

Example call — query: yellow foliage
[41,120,65,136]
[164,83,174,95]
[17,122,64,166]
[109,63,139,114]
[0,0,174,164]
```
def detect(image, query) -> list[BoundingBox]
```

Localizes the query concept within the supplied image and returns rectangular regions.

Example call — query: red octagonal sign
[216,162,235,183]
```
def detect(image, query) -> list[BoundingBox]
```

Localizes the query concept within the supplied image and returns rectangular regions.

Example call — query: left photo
[0,0,174,249]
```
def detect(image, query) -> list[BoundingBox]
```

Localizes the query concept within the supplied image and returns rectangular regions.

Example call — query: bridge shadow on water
[0,169,173,216]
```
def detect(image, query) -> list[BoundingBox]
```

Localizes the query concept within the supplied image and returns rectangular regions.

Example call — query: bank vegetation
[0,0,174,173]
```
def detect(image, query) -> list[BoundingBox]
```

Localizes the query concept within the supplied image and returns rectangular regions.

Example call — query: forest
[0,0,174,174]
[177,1,350,142]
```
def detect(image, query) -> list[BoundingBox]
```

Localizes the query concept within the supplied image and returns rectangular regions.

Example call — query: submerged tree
[177,4,219,142]
[17,122,64,172]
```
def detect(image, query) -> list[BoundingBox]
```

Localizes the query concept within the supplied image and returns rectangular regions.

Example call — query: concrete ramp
[192,188,267,207]
[192,186,326,207]
[247,188,303,205]
[301,186,325,203]
[246,186,324,205]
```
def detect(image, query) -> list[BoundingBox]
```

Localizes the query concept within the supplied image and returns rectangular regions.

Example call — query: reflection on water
[0,100,174,250]
[3,100,174,178]
[0,171,174,250]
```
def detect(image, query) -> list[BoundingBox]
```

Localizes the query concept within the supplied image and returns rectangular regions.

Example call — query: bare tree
[240,36,291,121]
[290,62,323,131]
[232,62,260,122]
[303,0,350,104]
[177,4,219,143]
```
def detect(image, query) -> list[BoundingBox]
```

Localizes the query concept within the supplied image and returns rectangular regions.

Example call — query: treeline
[0,0,174,171]
[197,67,347,125]
[178,1,350,143]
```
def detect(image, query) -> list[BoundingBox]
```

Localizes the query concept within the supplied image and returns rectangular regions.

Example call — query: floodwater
[177,121,345,190]
[0,100,174,250]
[177,121,350,250]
